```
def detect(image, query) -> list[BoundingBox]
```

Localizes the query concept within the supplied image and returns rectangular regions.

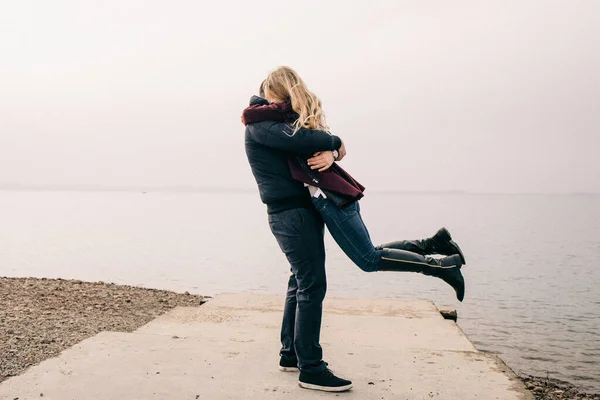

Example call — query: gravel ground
[0,277,206,383]
[521,374,600,400]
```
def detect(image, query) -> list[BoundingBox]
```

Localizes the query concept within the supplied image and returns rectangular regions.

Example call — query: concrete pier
[0,293,532,399]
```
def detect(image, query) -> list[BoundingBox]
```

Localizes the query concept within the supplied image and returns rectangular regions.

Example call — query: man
[243,92,352,392]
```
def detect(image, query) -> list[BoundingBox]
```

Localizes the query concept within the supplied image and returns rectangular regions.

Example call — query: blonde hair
[263,66,328,133]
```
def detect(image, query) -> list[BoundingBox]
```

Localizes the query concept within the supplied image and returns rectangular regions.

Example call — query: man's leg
[280,272,298,366]
[268,208,327,373]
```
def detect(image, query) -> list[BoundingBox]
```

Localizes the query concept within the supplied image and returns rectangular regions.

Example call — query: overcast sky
[1,1,599,193]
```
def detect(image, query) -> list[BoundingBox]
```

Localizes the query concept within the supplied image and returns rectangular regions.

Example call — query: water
[1,191,599,391]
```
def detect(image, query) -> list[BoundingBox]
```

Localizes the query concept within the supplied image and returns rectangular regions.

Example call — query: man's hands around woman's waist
[307,141,346,172]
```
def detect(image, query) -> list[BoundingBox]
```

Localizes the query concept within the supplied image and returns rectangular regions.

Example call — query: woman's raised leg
[311,196,465,301]
[377,228,466,264]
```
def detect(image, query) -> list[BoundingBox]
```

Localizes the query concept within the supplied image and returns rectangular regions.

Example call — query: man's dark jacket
[244,96,342,214]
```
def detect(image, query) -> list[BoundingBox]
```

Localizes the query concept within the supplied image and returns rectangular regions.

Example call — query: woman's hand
[307,151,335,172]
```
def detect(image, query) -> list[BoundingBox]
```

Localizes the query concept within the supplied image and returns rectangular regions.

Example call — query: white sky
[1,0,599,193]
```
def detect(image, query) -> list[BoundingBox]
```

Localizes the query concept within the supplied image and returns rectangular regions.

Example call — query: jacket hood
[249,95,269,106]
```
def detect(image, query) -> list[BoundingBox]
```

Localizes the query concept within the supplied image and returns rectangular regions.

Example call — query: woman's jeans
[312,196,382,272]
[312,195,443,273]
[268,207,328,373]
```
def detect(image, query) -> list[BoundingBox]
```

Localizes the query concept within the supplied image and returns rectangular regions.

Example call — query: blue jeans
[311,195,467,302]
[268,207,328,373]
[312,195,453,273]
[311,196,382,272]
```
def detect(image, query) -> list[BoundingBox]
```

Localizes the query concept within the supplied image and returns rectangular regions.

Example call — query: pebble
[0,277,205,384]
[521,374,599,400]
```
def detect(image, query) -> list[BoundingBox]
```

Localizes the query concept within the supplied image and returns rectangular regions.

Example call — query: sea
[1,190,598,391]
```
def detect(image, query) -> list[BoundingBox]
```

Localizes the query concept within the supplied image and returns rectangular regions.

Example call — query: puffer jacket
[244,96,342,214]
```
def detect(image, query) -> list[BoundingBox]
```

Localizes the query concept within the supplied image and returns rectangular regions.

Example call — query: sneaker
[279,356,299,372]
[298,369,352,392]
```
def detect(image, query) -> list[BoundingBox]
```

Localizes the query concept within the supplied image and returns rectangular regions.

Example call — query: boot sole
[456,280,465,302]
[452,267,465,302]
[440,257,465,302]
[279,366,299,372]
[298,382,353,392]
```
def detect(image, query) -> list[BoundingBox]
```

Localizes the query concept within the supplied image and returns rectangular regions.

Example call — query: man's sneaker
[298,369,352,392]
[279,357,299,372]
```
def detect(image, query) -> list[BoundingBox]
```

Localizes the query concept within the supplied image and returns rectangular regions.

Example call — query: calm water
[1,191,599,391]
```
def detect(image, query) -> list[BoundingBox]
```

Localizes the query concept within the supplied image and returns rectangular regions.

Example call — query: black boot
[378,249,465,301]
[428,228,466,264]
[377,227,466,264]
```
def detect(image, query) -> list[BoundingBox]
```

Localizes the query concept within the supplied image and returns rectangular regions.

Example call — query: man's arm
[247,122,342,154]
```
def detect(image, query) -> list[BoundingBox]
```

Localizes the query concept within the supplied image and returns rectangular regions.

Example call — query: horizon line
[0,183,598,196]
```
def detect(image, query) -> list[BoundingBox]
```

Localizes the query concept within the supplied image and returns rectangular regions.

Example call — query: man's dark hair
[259,80,266,97]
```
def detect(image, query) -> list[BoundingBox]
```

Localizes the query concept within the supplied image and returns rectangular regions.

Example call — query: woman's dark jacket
[243,97,365,207]
[244,96,342,214]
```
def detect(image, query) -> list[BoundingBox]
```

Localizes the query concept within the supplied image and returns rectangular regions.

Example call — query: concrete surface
[0,293,533,400]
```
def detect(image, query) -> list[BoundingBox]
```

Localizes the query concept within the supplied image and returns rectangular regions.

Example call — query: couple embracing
[242,66,467,392]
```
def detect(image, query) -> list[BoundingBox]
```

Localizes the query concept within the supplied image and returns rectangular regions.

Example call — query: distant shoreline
[0,185,258,194]
[1,185,598,196]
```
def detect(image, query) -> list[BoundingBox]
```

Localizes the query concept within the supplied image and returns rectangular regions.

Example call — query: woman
[242,66,467,302]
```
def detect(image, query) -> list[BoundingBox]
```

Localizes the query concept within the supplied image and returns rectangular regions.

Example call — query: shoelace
[323,368,335,378]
